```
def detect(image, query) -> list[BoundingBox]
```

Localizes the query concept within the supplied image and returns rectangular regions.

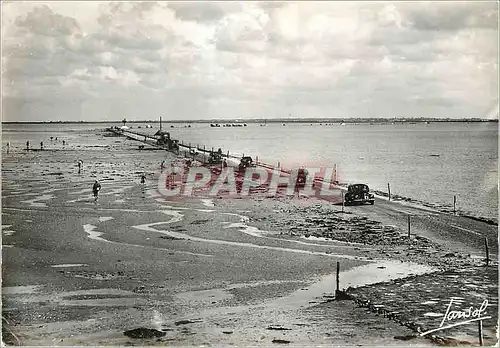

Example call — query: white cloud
[1,1,498,121]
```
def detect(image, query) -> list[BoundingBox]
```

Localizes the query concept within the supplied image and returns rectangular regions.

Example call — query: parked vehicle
[208,152,223,164]
[344,184,375,205]
[239,156,254,171]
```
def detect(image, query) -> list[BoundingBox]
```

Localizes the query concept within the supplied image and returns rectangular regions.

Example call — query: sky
[1,1,499,122]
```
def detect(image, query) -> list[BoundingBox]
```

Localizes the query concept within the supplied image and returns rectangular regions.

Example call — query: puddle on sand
[133,221,366,261]
[69,188,92,195]
[267,261,436,310]
[3,285,43,294]
[99,216,114,222]
[83,224,107,242]
[21,194,54,207]
[175,289,233,304]
[6,288,146,308]
[82,222,212,257]
[60,298,145,307]
[340,261,435,289]
[61,288,137,297]
[222,212,250,223]
[224,222,268,237]
[200,199,215,207]
[226,280,305,290]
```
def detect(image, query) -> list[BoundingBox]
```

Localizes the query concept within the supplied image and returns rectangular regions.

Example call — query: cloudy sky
[2,1,498,122]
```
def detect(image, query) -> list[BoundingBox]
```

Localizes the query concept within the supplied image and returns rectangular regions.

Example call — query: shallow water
[2,122,497,220]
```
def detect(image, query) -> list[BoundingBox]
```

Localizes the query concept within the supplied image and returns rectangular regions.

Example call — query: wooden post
[478,319,484,346]
[407,215,411,239]
[387,183,391,201]
[227,151,229,158]
[485,237,489,266]
[341,191,345,213]
[336,261,340,293]
[453,195,457,215]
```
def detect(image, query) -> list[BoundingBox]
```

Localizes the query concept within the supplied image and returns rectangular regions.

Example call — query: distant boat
[429,154,440,157]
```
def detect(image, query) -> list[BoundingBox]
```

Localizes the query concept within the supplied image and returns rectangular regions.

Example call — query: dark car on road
[344,184,375,205]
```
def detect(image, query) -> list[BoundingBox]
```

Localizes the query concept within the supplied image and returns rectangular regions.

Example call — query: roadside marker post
[453,195,457,215]
[387,183,391,201]
[336,262,340,294]
[484,237,490,266]
[478,319,484,346]
[341,191,345,213]
[407,215,411,239]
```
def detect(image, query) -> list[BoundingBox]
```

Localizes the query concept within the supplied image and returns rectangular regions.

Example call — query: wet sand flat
[2,129,498,346]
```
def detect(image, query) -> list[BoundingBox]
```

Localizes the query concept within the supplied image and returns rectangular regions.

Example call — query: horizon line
[2,117,498,124]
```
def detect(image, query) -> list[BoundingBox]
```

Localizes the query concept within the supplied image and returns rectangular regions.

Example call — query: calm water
[2,122,498,220]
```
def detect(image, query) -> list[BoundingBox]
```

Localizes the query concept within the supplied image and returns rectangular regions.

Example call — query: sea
[2,121,498,221]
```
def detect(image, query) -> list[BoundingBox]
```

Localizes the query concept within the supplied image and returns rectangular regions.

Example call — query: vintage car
[344,184,375,205]
[238,156,254,171]
[208,152,223,165]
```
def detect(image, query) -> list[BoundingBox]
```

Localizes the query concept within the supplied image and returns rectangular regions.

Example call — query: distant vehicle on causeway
[344,184,375,205]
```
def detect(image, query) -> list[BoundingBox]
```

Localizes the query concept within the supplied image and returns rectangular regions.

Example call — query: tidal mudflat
[2,128,498,346]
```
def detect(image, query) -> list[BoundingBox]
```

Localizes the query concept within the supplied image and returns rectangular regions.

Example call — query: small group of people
[24,138,66,151]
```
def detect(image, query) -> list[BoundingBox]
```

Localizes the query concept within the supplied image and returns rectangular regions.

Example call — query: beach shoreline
[2,129,498,346]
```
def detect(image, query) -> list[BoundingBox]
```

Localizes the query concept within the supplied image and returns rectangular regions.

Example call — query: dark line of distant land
[2,118,498,124]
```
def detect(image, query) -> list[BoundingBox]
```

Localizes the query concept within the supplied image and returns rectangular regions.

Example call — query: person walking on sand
[140,173,146,184]
[92,180,101,202]
[26,141,30,151]
[78,160,83,174]
[40,141,44,151]
[6,142,10,154]
[161,160,165,171]
[62,140,66,146]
